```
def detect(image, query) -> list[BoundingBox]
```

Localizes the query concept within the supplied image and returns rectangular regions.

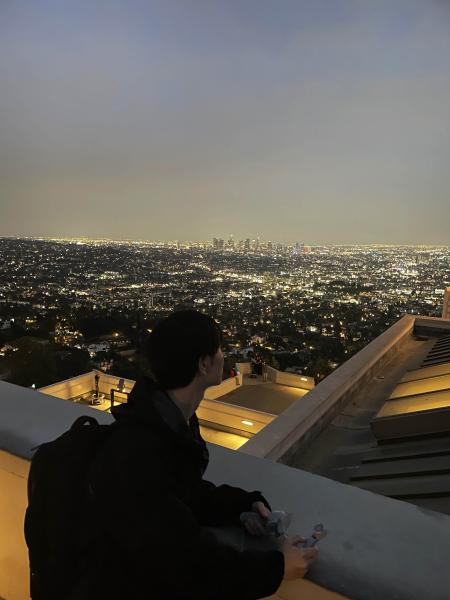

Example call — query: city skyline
[1,1,450,244]
[1,235,450,249]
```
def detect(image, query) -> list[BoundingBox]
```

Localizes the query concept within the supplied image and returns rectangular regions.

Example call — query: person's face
[211,346,224,385]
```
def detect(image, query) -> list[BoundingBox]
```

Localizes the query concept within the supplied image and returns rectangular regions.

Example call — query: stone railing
[266,366,315,390]
[236,362,252,375]
[39,371,95,400]
[240,315,416,464]
[203,373,242,400]
[197,398,274,437]
[39,370,136,402]
[3,367,450,600]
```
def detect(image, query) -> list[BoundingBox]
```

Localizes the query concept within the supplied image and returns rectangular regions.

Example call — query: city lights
[0,237,448,388]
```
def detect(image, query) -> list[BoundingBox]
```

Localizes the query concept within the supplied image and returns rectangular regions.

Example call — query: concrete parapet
[414,314,450,336]
[39,371,95,400]
[197,399,274,437]
[206,444,450,600]
[0,451,30,600]
[236,362,251,375]
[266,365,315,390]
[442,287,450,320]
[2,376,450,599]
[39,370,136,403]
[240,315,416,464]
[204,375,239,400]
[94,370,135,397]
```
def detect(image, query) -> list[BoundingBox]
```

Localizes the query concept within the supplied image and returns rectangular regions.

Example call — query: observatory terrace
[1,315,450,598]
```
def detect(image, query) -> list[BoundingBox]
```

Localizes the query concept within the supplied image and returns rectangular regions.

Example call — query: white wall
[206,443,450,600]
[3,376,450,600]
[39,371,136,402]
[95,371,135,398]
[39,371,94,400]
[266,366,315,390]
[236,362,251,375]
[442,287,450,319]
[197,399,274,436]
[0,380,113,600]
[204,375,240,400]
[0,451,30,600]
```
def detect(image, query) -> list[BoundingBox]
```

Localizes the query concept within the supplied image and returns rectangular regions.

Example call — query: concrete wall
[236,362,315,390]
[266,366,315,390]
[0,454,347,600]
[206,444,450,600]
[2,379,450,599]
[39,371,136,402]
[414,315,450,336]
[241,315,416,464]
[442,287,450,320]
[0,380,113,461]
[0,381,113,600]
[197,399,274,437]
[0,451,30,600]
[39,371,94,400]
[204,374,241,400]
[94,371,135,398]
[236,362,251,375]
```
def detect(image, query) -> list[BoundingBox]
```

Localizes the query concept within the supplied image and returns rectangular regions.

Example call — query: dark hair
[146,310,222,389]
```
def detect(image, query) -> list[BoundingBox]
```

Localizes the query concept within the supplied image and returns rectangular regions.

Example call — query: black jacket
[89,376,284,600]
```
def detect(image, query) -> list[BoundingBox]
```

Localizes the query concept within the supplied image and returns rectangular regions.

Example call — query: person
[262,360,268,382]
[88,310,317,599]
[250,352,258,377]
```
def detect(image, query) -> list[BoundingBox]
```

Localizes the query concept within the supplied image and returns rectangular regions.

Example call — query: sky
[1,0,450,244]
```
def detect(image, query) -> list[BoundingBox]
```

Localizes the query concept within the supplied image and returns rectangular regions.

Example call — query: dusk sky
[1,0,450,244]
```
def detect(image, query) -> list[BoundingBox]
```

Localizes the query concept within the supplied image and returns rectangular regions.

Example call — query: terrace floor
[220,375,308,415]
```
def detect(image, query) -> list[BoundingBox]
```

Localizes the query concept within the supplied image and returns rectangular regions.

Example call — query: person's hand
[242,501,271,536]
[282,535,318,580]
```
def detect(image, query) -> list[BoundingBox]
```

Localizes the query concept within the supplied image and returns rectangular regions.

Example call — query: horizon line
[0,235,449,249]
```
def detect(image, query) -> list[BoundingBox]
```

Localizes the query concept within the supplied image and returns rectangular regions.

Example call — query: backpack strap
[70,416,99,430]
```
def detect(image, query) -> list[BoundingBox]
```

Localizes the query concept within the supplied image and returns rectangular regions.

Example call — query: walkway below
[219,376,309,415]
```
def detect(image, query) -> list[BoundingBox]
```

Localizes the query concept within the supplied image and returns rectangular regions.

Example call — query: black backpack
[24,415,117,600]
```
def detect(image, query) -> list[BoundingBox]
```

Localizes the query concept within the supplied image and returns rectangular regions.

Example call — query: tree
[5,337,57,388]
[309,356,330,381]
[270,355,280,370]
[55,348,91,381]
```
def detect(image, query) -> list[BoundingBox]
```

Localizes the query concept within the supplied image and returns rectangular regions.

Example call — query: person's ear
[198,355,209,376]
